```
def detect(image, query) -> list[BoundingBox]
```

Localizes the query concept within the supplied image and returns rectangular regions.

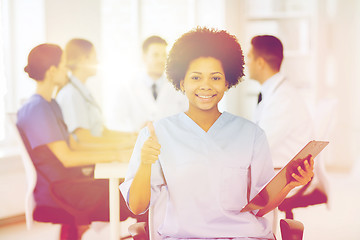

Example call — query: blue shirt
[120,112,275,239]
[17,94,85,208]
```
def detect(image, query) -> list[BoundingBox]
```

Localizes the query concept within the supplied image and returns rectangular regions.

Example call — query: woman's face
[180,57,228,113]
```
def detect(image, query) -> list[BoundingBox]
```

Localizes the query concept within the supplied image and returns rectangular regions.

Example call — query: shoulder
[224,111,260,129]
[274,80,302,100]
[154,112,183,126]
[18,95,47,115]
[17,95,49,126]
[149,113,185,136]
[56,83,79,101]
[222,112,267,140]
[274,81,310,113]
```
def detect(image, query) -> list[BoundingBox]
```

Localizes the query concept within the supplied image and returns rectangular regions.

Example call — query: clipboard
[240,140,329,213]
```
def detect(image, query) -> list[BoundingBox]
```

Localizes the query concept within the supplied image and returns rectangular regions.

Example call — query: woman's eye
[212,76,221,81]
[191,76,200,80]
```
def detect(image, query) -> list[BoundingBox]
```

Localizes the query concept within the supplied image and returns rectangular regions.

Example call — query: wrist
[140,162,153,169]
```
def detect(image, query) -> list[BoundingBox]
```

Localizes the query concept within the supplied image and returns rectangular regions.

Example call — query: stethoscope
[68,77,102,113]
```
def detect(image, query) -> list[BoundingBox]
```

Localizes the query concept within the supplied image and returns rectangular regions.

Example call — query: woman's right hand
[141,122,161,165]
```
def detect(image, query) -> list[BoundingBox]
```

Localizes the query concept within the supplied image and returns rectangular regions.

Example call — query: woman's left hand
[288,156,314,189]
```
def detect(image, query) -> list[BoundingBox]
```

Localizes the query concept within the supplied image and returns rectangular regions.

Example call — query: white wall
[315,0,360,169]
[45,0,103,105]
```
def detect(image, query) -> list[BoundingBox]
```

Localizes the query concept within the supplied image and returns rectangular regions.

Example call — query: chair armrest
[128,222,148,240]
[280,219,304,240]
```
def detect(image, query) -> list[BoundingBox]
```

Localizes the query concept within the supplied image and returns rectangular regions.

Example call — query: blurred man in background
[109,35,188,132]
[247,35,328,223]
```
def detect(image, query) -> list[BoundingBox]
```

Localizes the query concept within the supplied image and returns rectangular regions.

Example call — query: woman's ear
[225,80,229,89]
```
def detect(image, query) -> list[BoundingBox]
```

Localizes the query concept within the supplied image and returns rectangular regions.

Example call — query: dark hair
[65,38,94,70]
[251,35,283,71]
[24,44,62,81]
[142,36,167,53]
[166,27,245,90]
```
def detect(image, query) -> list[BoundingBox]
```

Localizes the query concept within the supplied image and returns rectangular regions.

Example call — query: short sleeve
[17,100,68,150]
[249,127,275,213]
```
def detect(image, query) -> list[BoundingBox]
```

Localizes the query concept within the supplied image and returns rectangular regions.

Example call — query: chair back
[7,113,37,230]
[280,219,304,240]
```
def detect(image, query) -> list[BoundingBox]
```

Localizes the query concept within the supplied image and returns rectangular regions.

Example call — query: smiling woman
[120,27,314,240]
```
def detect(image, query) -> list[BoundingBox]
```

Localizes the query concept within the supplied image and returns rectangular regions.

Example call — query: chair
[7,113,106,230]
[7,113,37,230]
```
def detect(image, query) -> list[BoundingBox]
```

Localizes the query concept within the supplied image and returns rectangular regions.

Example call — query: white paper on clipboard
[240,140,329,213]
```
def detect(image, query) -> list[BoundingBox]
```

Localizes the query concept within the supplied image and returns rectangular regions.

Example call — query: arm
[256,157,314,217]
[102,127,138,139]
[73,128,137,150]
[47,140,126,167]
[128,122,161,215]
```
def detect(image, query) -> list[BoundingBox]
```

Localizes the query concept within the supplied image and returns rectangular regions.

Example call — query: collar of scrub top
[259,72,286,104]
[68,72,102,112]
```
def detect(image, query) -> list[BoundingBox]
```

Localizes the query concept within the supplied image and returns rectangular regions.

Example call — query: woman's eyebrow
[210,72,224,75]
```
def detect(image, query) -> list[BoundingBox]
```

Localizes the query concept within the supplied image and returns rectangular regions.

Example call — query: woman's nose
[199,79,212,90]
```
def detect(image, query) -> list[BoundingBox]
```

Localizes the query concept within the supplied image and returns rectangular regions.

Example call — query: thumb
[147,122,157,139]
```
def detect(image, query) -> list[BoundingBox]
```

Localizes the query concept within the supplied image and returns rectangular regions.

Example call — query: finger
[290,173,302,186]
[143,140,161,150]
[142,148,161,156]
[143,158,158,165]
[296,165,313,182]
[310,157,314,168]
[297,165,306,176]
[141,153,160,164]
[147,122,157,139]
[303,159,313,171]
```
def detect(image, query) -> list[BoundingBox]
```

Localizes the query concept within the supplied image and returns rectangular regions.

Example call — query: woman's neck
[35,79,55,102]
[185,107,221,132]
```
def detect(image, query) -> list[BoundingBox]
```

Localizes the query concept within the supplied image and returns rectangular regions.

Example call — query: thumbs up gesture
[141,122,161,165]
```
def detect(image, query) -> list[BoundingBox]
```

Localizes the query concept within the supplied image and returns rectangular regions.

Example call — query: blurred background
[0,0,359,239]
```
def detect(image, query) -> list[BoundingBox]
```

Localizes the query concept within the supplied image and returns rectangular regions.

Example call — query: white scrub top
[107,73,188,132]
[56,74,104,136]
[120,112,275,240]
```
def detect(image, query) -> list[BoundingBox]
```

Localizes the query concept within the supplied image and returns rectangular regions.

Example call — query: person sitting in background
[56,38,137,150]
[109,35,188,132]
[17,44,140,240]
[120,27,314,240]
[247,35,328,220]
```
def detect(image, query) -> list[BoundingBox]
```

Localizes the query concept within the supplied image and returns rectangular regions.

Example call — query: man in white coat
[110,36,188,132]
[247,35,328,220]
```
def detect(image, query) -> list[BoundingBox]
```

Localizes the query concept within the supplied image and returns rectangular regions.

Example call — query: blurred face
[143,43,167,79]
[180,57,228,113]
[82,47,98,77]
[53,54,68,87]
[246,47,260,82]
